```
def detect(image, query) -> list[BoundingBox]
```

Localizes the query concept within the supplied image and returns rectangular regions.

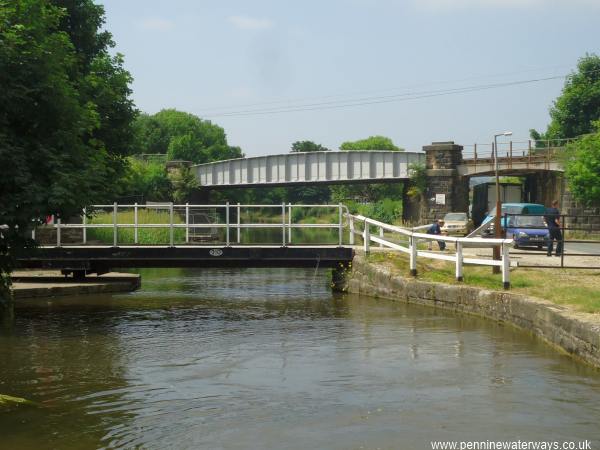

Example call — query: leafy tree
[563,122,600,205]
[133,109,243,164]
[332,136,404,204]
[0,0,135,300]
[119,159,172,202]
[169,166,199,203]
[291,140,329,153]
[531,54,600,141]
[339,135,403,151]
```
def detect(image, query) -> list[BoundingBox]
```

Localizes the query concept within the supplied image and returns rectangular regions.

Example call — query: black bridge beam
[17,246,354,274]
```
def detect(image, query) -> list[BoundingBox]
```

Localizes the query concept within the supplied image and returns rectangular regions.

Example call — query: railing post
[134,203,138,244]
[509,140,513,169]
[379,227,384,248]
[113,202,118,247]
[169,202,174,247]
[502,243,510,290]
[56,217,61,247]
[288,203,292,244]
[282,202,286,247]
[226,202,230,247]
[338,203,343,246]
[237,203,241,244]
[363,221,370,254]
[82,208,87,245]
[185,203,190,244]
[409,235,417,276]
[473,143,477,166]
[349,216,355,245]
[455,241,463,282]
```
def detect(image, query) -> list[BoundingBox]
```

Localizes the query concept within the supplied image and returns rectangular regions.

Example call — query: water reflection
[1,268,599,450]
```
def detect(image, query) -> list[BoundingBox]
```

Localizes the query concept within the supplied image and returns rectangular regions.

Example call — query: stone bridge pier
[403,141,469,224]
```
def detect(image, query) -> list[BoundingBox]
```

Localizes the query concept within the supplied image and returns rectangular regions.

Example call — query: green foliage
[169,166,199,203]
[531,54,600,141]
[133,109,243,164]
[346,199,403,224]
[291,140,330,153]
[0,0,135,298]
[339,135,403,151]
[407,163,427,198]
[119,159,172,202]
[564,122,600,205]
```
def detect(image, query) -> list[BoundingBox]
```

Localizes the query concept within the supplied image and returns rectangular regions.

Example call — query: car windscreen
[512,215,546,227]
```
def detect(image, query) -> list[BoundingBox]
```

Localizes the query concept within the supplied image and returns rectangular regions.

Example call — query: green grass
[87,209,186,245]
[367,251,600,313]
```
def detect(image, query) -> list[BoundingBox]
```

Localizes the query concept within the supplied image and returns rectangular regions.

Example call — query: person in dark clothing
[427,219,446,251]
[544,200,563,256]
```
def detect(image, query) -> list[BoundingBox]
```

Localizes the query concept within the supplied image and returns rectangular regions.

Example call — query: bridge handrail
[37,203,351,248]
[347,213,513,289]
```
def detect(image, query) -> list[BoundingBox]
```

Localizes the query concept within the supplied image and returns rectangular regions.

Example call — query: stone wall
[422,142,469,223]
[338,253,600,368]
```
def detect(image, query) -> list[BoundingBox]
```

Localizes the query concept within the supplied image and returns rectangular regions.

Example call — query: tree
[0,0,136,300]
[531,54,600,141]
[133,109,243,164]
[291,140,329,153]
[339,135,403,151]
[563,121,600,205]
[332,136,404,204]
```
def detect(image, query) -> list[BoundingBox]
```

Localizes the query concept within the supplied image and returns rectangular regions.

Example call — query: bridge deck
[17,246,354,273]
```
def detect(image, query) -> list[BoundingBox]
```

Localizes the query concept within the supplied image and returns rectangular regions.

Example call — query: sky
[101,0,600,156]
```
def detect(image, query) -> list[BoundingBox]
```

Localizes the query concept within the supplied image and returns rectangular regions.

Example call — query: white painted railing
[347,214,514,289]
[41,203,349,248]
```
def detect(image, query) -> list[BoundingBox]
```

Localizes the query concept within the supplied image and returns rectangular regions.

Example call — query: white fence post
[363,221,370,253]
[185,203,189,244]
[288,203,292,244]
[56,218,61,247]
[349,216,355,245]
[409,235,417,276]
[226,202,230,246]
[237,203,241,244]
[134,203,138,244]
[82,208,87,245]
[282,202,286,246]
[113,202,118,247]
[338,203,343,246]
[455,241,463,282]
[169,202,174,247]
[379,227,384,248]
[502,243,511,289]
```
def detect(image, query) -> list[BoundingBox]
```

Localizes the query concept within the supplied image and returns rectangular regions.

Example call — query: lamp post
[492,131,512,273]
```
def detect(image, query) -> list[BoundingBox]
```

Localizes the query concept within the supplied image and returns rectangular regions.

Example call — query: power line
[195,63,572,114]
[203,74,568,118]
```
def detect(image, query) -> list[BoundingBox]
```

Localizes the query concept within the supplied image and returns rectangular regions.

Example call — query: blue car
[505,215,549,249]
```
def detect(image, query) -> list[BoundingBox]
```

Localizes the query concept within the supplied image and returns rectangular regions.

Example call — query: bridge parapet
[192,151,424,187]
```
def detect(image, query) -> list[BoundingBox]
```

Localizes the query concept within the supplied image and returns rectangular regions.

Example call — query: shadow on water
[1,268,600,450]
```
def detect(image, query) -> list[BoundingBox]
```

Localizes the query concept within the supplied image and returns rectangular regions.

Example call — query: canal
[1,268,599,449]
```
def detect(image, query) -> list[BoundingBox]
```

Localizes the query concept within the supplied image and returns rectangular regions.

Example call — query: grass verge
[367,251,600,314]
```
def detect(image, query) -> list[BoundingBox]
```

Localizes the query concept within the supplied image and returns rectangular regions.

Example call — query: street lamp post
[492,131,512,274]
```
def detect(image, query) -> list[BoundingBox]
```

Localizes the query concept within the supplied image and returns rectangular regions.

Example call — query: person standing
[544,200,563,256]
[426,219,446,251]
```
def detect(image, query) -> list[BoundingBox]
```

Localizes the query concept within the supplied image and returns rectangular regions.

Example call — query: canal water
[1,268,599,450]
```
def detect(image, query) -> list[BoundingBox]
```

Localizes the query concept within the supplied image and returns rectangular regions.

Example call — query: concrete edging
[343,254,600,368]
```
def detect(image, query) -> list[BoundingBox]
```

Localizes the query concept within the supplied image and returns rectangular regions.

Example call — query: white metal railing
[347,214,514,289]
[38,203,349,248]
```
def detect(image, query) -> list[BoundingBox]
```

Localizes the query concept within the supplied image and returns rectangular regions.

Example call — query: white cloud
[137,17,175,32]
[228,15,273,31]
[414,0,598,11]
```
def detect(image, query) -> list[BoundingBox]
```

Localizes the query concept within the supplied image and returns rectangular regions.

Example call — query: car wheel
[537,244,543,249]
[513,243,519,249]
